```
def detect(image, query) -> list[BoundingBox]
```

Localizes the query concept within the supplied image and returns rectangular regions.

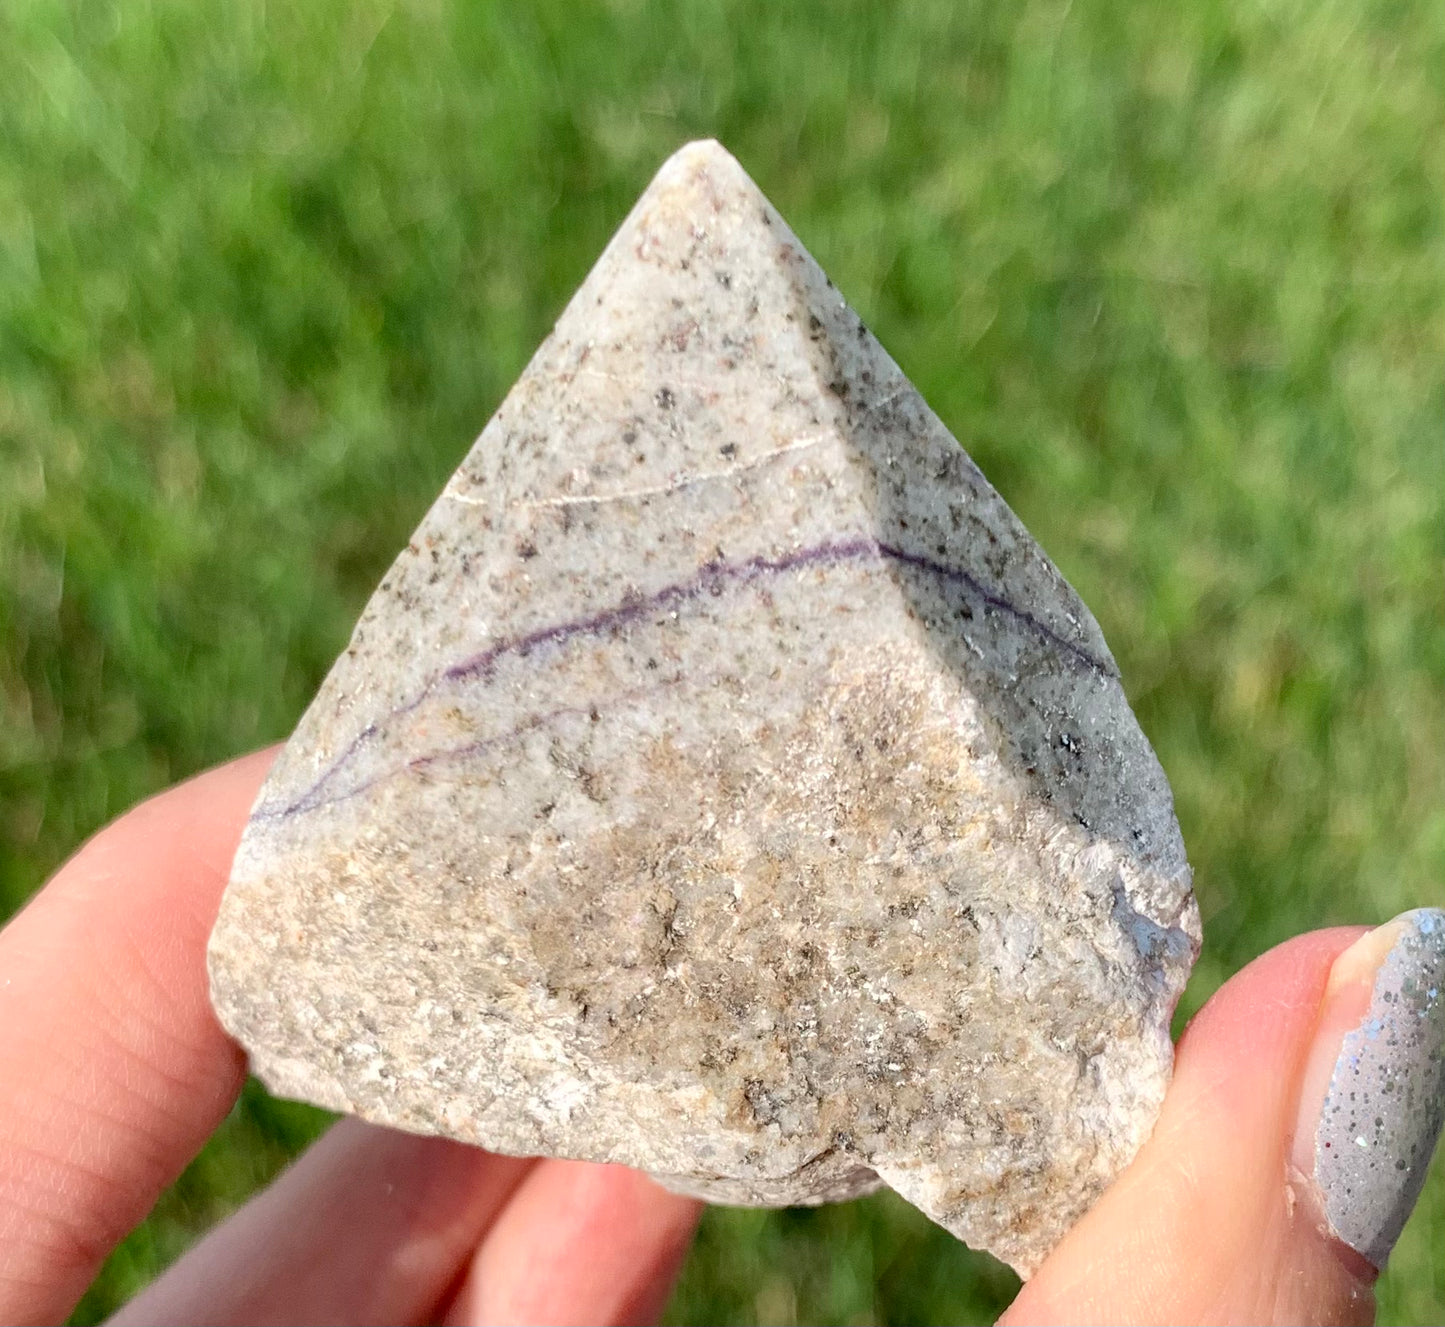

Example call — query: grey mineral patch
[209,139,1199,1276]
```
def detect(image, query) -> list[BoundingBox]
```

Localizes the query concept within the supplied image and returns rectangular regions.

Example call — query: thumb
[1004,913,1445,1326]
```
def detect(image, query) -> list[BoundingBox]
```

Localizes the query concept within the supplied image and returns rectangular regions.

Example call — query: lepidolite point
[209,140,1199,1276]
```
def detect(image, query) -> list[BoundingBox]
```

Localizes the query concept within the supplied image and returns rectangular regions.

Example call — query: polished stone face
[208,140,1198,1276]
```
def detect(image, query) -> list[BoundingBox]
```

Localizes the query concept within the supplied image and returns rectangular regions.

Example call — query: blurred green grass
[1,0,1442,1321]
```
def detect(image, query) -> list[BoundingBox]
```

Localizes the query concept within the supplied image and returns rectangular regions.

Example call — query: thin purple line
[439,538,879,686]
[254,537,1105,822]
[254,677,685,822]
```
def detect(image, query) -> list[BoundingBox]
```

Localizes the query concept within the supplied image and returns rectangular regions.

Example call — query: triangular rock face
[210,140,1198,1275]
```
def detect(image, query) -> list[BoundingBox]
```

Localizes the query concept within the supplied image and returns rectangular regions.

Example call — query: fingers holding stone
[112,1120,536,1327]
[440,1160,701,1327]
[1289,910,1445,1274]
[0,751,274,1324]
[118,1137,697,1327]
[1005,923,1445,1326]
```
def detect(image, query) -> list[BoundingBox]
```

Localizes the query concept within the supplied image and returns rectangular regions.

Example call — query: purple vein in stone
[258,677,686,823]
[256,536,1107,821]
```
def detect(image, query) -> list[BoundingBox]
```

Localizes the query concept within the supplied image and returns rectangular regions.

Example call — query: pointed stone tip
[663,137,742,172]
[647,138,763,206]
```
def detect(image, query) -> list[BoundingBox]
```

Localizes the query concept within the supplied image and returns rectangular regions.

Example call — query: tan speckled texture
[208,140,1199,1276]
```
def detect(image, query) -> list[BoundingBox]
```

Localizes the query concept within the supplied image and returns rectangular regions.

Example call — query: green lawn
[2,0,1443,1322]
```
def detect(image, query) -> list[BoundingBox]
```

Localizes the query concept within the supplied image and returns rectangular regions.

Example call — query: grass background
[1,0,1442,1321]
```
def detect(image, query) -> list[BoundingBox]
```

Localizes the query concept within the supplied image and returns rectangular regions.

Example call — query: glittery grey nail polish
[1315,908,1445,1268]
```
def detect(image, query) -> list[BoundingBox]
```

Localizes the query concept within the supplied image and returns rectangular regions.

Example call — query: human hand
[2,751,1440,1325]
[1002,914,1445,1326]
[0,750,700,1326]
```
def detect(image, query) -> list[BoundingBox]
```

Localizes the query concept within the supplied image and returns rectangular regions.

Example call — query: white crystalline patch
[209,139,1199,1276]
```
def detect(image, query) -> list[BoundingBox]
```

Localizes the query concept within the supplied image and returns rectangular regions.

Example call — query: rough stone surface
[209,140,1199,1276]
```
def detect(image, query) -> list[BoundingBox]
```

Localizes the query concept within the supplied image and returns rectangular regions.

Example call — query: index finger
[0,750,274,1324]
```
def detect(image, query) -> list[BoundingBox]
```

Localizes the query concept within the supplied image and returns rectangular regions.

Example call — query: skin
[0,751,1385,1325]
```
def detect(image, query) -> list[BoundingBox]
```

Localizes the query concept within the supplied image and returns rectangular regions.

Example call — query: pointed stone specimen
[209,140,1199,1276]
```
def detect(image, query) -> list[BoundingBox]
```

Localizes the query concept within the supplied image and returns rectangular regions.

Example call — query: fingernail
[1291,909,1445,1269]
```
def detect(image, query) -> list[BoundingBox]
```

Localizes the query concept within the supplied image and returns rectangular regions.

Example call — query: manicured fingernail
[1291,909,1445,1269]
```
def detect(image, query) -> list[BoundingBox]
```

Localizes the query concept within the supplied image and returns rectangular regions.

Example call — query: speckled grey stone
[208,140,1199,1276]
